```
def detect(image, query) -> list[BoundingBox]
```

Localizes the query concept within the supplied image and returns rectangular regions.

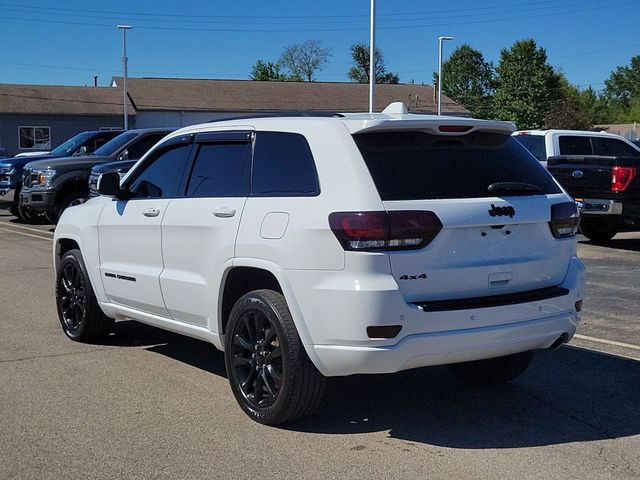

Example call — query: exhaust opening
[549,333,569,350]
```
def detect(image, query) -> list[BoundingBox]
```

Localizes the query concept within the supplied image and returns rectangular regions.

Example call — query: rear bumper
[19,189,56,211]
[292,255,585,377]
[578,198,623,215]
[310,313,578,376]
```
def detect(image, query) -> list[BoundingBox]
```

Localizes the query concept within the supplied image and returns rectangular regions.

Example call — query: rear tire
[55,249,113,342]
[579,217,618,242]
[447,351,535,386]
[224,289,326,425]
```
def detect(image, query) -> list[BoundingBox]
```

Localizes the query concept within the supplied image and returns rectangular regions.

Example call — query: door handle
[212,207,236,218]
[143,208,160,217]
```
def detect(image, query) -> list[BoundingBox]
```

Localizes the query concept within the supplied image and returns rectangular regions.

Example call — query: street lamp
[117,25,132,130]
[437,35,453,116]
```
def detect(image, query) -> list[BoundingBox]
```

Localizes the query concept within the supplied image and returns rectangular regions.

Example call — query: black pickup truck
[547,155,640,241]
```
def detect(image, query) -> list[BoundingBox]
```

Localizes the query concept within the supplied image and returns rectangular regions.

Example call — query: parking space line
[0,222,54,235]
[574,334,640,352]
[0,226,53,241]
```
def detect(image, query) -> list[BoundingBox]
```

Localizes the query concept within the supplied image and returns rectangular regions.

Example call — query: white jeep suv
[53,104,585,425]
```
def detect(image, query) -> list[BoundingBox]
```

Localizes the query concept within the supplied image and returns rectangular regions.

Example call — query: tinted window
[128,145,191,199]
[94,131,138,156]
[354,132,561,201]
[127,134,167,160]
[186,143,250,197]
[558,136,593,155]
[252,132,320,196]
[596,138,639,156]
[512,135,546,162]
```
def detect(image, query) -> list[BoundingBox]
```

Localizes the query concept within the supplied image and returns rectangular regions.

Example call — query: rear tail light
[549,202,580,239]
[329,211,442,251]
[611,166,636,193]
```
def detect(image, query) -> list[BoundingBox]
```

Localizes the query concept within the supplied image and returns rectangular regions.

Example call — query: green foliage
[348,43,399,84]
[492,39,563,129]
[249,60,288,81]
[279,40,331,82]
[604,56,640,109]
[433,44,494,118]
[543,77,592,130]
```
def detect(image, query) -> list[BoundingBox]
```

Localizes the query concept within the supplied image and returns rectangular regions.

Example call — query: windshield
[49,132,94,156]
[94,131,138,157]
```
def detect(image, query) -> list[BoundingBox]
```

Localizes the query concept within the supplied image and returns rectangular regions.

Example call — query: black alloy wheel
[55,249,113,342]
[230,308,283,409]
[58,261,86,334]
[225,290,326,425]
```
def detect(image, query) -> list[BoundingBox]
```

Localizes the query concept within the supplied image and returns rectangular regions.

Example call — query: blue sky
[1,0,639,92]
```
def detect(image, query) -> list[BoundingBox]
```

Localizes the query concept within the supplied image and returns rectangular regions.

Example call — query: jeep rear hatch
[352,130,575,303]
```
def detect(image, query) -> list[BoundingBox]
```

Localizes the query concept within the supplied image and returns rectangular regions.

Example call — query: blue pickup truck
[0,130,121,221]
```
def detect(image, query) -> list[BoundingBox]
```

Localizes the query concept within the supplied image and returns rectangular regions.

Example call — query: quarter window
[19,126,51,150]
[128,144,192,199]
[252,132,320,196]
[186,143,251,197]
[558,136,593,155]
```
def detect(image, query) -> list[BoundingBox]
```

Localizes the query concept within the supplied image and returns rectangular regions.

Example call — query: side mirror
[76,146,88,156]
[97,171,121,197]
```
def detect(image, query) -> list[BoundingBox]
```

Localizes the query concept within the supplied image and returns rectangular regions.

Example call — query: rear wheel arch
[220,266,283,336]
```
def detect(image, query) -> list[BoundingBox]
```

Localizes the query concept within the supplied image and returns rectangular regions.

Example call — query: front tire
[224,289,326,425]
[17,205,37,223]
[447,351,535,386]
[55,249,113,342]
[579,217,618,242]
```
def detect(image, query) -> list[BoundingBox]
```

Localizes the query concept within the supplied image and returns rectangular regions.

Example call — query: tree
[348,43,399,84]
[603,55,640,110]
[433,44,494,118]
[249,60,288,81]
[492,39,562,129]
[279,40,331,82]
[543,77,592,130]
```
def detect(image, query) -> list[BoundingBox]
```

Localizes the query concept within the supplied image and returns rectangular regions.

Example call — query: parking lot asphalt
[1,208,639,480]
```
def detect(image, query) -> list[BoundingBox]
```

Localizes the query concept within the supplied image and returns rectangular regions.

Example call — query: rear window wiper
[487,182,543,195]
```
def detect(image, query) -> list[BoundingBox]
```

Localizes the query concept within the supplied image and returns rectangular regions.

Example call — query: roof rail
[207,111,344,123]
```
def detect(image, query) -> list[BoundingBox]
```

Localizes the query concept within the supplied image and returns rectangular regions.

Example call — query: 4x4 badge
[488,204,515,218]
[399,274,428,280]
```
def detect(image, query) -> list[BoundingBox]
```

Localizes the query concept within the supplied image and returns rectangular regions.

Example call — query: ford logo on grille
[572,170,584,178]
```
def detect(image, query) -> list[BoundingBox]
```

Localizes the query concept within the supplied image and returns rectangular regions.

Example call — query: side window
[252,132,320,196]
[128,144,192,199]
[127,134,167,160]
[186,143,251,197]
[513,135,546,162]
[596,138,639,156]
[558,136,593,155]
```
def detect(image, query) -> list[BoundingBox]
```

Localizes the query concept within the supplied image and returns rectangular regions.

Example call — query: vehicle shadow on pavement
[100,320,227,378]
[579,238,640,253]
[286,346,640,448]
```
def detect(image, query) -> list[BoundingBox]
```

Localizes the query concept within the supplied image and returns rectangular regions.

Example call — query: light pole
[369,0,376,114]
[117,25,132,130]
[437,35,453,116]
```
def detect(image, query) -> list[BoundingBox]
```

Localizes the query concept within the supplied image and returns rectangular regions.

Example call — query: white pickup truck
[512,129,640,168]
[514,130,640,241]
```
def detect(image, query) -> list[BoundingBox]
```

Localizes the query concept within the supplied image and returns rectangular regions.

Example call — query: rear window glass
[595,137,639,156]
[512,135,546,162]
[558,136,593,155]
[353,131,561,201]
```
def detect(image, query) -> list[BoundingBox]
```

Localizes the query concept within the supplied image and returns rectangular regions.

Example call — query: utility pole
[117,25,132,129]
[437,35,453,116]
[369,0,375,114]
